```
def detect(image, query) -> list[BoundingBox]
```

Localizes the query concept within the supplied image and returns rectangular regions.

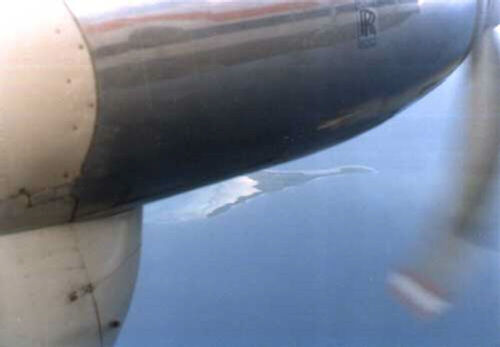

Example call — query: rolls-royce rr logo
[356,3,378,48]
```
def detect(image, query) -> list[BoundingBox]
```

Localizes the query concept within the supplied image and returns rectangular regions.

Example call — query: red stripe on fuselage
[87,1,321,33]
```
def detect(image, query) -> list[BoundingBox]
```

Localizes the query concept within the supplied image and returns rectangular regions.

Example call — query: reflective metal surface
[65,0,479,219]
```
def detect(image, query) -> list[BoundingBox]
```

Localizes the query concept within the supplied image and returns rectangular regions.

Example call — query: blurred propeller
[388,0,500,318]
[458,0,500,242]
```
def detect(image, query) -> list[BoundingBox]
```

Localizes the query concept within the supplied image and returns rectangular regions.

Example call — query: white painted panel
[0,0,97,198]
[0,208,142,347]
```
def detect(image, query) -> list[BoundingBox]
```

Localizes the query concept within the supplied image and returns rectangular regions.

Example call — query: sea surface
[117,63,500,346]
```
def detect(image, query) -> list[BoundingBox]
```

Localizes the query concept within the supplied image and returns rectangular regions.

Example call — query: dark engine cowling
[0,0,480,231]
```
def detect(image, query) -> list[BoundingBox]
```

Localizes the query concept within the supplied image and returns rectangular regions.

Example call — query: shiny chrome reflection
[64,0,477,219]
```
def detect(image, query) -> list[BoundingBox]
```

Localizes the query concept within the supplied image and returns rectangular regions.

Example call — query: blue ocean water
[117,64,500,346]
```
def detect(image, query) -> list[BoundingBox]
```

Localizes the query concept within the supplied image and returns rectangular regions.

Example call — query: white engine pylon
[0,208,142,347]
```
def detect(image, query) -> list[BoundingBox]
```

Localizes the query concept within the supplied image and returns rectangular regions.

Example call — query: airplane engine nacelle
[0,1,487,346]
[1,0,480,232]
